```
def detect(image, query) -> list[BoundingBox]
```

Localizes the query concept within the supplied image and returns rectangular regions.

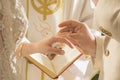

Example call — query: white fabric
[61,0,96,80]
[93,0,120,42]
[93,0,120,80]
[93,35,104,70]
[21,0,64,80]
[63,0,94,27]
[0,0,28,80]
[20,0,96,80]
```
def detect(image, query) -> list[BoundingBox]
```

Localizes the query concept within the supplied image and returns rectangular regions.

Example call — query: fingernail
[60,50,65,55]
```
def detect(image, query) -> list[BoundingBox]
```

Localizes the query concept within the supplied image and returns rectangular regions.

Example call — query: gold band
[18,43,25,58]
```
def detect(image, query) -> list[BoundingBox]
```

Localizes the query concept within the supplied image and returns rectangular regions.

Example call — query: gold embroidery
[105,49,110,56]
[41,72,45,80]
[26,0,29,19]
[60,0,64,22]
[26,62,29,80]
[31,0,60,20]
[99,26,112,37]
[34,19,54,35]
[26,0,64,80]
[18,43,25,58]
[26,1,29,80]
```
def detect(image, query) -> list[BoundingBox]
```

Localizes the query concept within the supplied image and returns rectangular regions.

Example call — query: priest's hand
[58,20,96,57]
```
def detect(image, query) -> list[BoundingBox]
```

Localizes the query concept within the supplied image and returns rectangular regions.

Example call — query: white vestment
[19,0,96,80]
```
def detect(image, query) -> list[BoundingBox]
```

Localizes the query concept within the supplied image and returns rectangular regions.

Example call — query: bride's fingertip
[58,23,63,27]
[60,50,65,55]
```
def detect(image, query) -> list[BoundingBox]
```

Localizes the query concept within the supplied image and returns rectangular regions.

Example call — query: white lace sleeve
[0,0,28,80]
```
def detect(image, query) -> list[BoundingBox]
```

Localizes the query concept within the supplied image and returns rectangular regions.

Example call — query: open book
[26,45,82,79]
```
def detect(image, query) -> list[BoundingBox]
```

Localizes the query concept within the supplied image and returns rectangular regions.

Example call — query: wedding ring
[18,43,24,58]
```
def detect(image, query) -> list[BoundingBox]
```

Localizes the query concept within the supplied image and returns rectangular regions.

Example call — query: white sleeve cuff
[92,35,105,70]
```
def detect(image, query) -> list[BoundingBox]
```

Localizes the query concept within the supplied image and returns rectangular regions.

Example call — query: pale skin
[92,0,98,6]
[15,1,99,80]
[16,35,73,59]
[54,0,99,57]
[58,20,96,57]
[56,1,98,79]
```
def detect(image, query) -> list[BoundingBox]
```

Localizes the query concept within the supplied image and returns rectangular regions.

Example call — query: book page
[28,53,55,73]
[26,45,82,78]
[51,45,81,74]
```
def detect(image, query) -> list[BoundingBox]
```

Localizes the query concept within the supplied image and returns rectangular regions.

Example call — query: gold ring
[18,43,24,58]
